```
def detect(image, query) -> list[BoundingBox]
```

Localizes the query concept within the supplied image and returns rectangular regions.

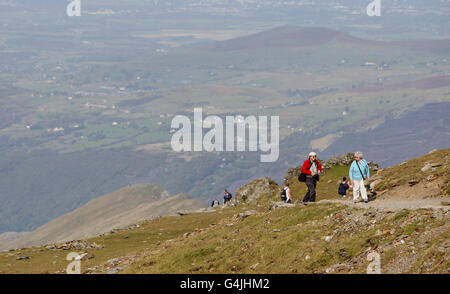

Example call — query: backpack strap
[355,161,367,180]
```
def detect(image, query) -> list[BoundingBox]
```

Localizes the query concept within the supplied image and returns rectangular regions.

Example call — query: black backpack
[298,173,307,182]
[280,188,287,201]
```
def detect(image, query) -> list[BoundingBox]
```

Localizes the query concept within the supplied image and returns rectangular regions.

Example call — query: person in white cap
[349,151,370,204]
[300,152,322,202]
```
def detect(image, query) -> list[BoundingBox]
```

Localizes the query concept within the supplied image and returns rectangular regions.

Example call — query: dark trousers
[303,177,317,202]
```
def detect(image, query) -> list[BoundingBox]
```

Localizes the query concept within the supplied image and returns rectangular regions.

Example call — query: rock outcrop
[323,153,379,170]
[234,177,279,204]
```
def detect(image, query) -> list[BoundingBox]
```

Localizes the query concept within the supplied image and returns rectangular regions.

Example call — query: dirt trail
[319,197,450,211]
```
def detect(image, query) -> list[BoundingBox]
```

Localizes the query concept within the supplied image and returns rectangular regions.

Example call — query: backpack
[298,159,312,183]
[280,188,287,201]
[338,183,349,195]
[298,173,307,182]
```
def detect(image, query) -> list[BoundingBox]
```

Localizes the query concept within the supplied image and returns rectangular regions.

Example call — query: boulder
[237,210,258,220]
[234,177,279,204]
[106,267,123,274]
[16,256,30,260]
[324,235,333,242]
[269,201,303,210]
[80,252,94,260]
[421,163,432,172]
[250,263,259,270]
[369,179,382,192]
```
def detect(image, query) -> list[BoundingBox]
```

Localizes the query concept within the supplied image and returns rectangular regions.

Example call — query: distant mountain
[0,184,206,251]
[202,25,450,52]
[202,26,372,51]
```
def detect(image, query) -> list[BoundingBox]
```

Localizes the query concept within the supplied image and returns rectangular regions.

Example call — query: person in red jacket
[301,152,322,203]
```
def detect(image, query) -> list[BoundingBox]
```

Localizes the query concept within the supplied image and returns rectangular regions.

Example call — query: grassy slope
[125,204,448,274]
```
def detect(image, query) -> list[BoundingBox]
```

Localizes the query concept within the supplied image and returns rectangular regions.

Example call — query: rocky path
[319,197,450,211]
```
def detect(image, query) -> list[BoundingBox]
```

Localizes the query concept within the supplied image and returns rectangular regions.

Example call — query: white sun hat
[309,152,317,157]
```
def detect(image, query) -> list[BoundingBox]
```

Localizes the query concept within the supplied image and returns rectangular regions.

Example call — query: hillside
[0,149,448,274]
[0,184,206,251]
[125,203,448,274]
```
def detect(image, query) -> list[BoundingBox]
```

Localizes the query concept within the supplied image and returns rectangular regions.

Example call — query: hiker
[300,152,322,203]
[223,189,233,205]
[281,183,292,203]
[211,197,220,207]
[338,177,350,198]
[349,151,370,203]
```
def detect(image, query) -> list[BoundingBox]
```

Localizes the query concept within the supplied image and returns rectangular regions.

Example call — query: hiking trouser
[303,176,317,202]
[353,179,368,202]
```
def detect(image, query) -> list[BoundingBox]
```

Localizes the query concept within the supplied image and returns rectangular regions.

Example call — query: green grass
[123,202,448,274]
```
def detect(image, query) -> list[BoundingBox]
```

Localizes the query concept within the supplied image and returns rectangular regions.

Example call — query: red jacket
[301,159,322,180]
